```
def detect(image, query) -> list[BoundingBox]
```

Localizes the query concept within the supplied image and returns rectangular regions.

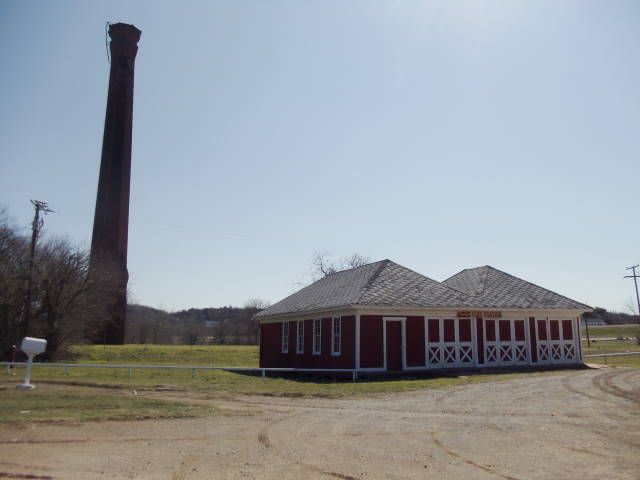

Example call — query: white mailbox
[16,336,47,390]
[21,337,47,356]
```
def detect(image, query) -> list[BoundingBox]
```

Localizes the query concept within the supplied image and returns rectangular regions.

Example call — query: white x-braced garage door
[426,318,474,368]
[483,319,528,366]
[535,318,577,364]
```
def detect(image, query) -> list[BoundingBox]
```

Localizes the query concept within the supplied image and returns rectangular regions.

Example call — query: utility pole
[23,200,54,337]
[584,317,591,348]
[624,264,640,325]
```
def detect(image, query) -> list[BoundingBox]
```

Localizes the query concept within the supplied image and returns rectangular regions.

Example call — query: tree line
[1,210,113,360]
[126,299,269,345]
[1,205,369,357]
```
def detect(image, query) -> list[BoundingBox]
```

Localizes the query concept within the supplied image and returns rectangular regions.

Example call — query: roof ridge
[441,267,471,284]
[355,259,392,303]
[482,265,591,309]
[327,258,389,276]
[479,265,490,296]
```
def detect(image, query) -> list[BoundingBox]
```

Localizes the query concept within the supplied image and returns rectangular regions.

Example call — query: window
[313,319,322,355]
[332,317,341,355]
[296,320,304,354]
[281,321,289,353]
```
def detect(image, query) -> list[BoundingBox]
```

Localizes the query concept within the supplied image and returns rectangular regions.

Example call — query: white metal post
[16,355,35,390]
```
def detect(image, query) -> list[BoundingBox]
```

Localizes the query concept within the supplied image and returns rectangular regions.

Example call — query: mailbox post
[16,337,47,390]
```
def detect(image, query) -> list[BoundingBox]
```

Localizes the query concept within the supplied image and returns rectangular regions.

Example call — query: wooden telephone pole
[23,199,53,337]
[624,264,640,325]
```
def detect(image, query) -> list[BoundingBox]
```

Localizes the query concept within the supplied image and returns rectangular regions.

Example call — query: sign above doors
[457,311,502,318]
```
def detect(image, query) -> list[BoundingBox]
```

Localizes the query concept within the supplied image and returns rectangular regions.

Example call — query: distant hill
[125,304,264,345]
[583,307,639,325]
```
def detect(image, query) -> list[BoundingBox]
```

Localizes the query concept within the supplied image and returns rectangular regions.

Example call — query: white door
[484,319,528,366]
[536,319,578,364]
[425,318,474,368]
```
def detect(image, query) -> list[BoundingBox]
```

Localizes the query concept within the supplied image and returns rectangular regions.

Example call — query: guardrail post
[64,366,69,375]
[128,367,133,378]
[352,370,357,382]
[604,356,608,365]
[191,368,196,379]
[262,369,266,379]
[5,364,10,375]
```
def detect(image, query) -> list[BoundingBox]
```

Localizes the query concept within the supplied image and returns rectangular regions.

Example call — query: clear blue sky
[1,1,639,313]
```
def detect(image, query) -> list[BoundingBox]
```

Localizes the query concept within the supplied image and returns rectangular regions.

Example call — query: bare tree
[0,210,116,359]
[244,298,270,344]
[0,211,29,359]
[244,298,271,310]
[311,251,370,280]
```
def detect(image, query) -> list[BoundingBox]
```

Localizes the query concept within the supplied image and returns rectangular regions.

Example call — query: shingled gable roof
[256,261,591,319]
[442,265,591,310]
[256,260,472,319]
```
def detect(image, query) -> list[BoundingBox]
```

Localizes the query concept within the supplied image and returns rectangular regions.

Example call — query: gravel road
[1,367,639,480]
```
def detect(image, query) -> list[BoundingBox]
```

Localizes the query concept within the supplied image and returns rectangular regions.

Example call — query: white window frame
[331,316,341,356]
[281,321,289,353]
[313,318,322,355]
[296,320,304,354]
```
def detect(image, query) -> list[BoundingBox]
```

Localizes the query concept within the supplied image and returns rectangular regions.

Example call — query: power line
[22,200,54,337]
[624,264,640,325]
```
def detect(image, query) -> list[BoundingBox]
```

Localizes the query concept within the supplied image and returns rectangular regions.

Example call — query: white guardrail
[3,353,639,380]
[583,351,640,365]
[1,362,359,381]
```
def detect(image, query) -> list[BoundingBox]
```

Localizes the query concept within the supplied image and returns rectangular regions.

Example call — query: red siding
[360,315,384,368]
[562,320,573,340]
[386,321,403,370]
[550,320,560,340]
[499,320,511,341]
[428,319,440,342]
[529,318,538,363]
[260,316,355,369]
[406,316,425,367]
[514,321,525,341]
[476,317,484,364]
[537,320,547,340]
[459,318,471,342]
[486,320,496,341]
[443,319,455,342]
[259,322,289,368]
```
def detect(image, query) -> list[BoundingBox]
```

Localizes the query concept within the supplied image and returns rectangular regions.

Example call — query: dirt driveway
[1,368,639,480]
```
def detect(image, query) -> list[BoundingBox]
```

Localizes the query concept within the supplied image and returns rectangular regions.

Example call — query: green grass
[6,344,571,399]
[4,342,635,425]
[582,324,640,339]
[579,324,640,367]
[0,383,213,423]
[581,335,640,368]
[66,344,258,367]
[583,355,640,368]
[0,342,640,418]
[3,364,563,399]
[4,341,636,412]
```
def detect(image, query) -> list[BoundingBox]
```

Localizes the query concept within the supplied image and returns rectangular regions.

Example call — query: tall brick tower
[90,23,141,344]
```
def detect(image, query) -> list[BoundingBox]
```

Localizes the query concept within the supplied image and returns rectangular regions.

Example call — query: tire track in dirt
[258,410,361,480]
[0,436,213,445]
[560,372,606,402]
[430,431,520,480]
[563,446,610,459]
[0,473,54,479]
[591,370,640,405]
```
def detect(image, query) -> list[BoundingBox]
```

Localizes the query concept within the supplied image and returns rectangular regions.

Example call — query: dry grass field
[1,328,639,479]
[1,368,639,479]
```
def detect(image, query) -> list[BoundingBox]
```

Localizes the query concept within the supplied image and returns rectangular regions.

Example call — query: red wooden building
[257,260,590,372]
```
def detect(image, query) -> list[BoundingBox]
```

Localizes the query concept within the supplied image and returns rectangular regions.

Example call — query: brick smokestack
[90,23,141,344]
